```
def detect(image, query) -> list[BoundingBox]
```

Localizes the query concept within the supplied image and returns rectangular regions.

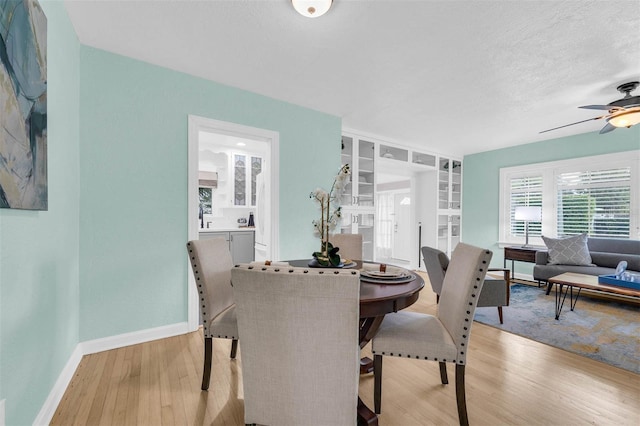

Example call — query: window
[199,187,213,214]
[508,175,543,240]
[557,168,631,238]
[499,151,639,244]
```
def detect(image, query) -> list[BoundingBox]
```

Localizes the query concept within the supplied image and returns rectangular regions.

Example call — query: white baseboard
[80,322,190,355]
[34,322,190,425]
[513,272,536,282]
[33,345,83,426]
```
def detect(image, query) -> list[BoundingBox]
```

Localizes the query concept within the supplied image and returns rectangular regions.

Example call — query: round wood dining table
[288,260,425,426]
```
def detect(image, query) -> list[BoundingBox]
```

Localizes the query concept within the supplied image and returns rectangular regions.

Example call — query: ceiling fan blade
[579,104,623,111]
[539,115,606,134]
[599,122,616,134]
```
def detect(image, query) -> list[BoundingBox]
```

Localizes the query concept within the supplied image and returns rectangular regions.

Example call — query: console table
[503,246,539,280]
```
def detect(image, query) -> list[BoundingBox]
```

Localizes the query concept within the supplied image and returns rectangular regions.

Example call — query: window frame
[499,150,640,245]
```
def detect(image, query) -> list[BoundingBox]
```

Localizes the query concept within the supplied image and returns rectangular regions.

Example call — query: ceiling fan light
[292,0,333,18]
[607,109,640,128]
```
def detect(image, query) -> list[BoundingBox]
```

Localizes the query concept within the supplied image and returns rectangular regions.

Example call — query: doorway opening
[375,172,415,268]
[187,115,279,330]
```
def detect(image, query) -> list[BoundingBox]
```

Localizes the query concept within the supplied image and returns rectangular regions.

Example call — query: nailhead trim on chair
[233,264,358,276]
[187,241,238,339]
[372,351,457,362]
[372,248,492,367]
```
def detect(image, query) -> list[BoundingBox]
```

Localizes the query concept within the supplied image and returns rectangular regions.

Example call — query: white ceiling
[64,0,640,156]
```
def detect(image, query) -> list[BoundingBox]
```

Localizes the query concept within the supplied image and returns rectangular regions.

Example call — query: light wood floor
[52,278,640,425]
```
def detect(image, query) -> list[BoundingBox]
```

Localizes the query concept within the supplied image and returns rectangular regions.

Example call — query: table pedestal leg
[359,316,384,373]
[357,398,378,425]
[357,316,385,424]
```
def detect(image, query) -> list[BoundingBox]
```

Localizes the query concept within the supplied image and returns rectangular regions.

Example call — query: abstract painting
[0,0,47,210]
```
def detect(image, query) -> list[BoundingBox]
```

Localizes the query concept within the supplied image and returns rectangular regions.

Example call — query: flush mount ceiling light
[292,0,333,18]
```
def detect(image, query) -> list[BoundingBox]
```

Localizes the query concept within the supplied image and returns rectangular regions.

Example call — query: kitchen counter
[199,227,255,233]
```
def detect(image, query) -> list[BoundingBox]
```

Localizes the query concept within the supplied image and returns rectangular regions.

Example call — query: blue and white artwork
[0,0,47,210]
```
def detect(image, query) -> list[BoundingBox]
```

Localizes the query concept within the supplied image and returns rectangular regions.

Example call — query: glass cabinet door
[234,154,246,206]
[341,136,354,205]
[451,161,462,209]
[437,214,449,254]
[438,157,462,210]
[357,212,375,261]
[337,211,375,261]
[357,139,375,207]
[437,214,461,257]
[438,157,450,209]
[450,214,461,251]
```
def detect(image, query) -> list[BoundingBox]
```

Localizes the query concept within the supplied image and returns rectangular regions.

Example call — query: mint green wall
[79,47,341,341]
[0,2,80,425]
[462,128,640,273]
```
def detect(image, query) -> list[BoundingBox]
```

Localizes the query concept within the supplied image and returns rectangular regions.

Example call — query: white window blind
[509,176,543,238]
[499,151,639,244]
[557,167,631,238]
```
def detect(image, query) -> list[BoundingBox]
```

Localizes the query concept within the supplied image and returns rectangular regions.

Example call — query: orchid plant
[309,163,351,266]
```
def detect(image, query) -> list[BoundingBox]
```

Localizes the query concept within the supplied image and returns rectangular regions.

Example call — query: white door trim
[187,115,280,331]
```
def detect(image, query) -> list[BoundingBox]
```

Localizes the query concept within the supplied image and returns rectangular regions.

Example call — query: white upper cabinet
[436,157,463,257]
[341,135,376,208]
[438,157,462,211]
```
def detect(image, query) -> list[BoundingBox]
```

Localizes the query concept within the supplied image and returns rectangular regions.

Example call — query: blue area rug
[474,284,640,373]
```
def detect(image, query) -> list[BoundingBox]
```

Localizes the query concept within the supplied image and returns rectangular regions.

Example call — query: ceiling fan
[540,81,640,134]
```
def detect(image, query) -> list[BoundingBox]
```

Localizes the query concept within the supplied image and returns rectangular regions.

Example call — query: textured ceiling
[64,0,640,156]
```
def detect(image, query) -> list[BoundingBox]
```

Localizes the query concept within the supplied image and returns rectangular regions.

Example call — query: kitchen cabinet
[199,230,255,264]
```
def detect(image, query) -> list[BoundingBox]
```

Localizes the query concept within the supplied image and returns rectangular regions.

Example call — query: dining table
[288,259,425,426]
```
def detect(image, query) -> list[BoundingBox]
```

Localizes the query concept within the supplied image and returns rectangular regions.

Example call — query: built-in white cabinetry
[341,136,375,208]
[339,135,376,261]
[339,211,376,261]
[339,133,443,264]
[436,157,462,257]
[199,230,255,264]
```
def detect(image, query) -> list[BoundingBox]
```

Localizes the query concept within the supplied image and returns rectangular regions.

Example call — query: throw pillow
[541,234,594,266]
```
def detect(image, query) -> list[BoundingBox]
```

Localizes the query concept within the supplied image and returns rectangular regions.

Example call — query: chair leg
[455,364,469,426]
[230,339,238,359]
[374,354,383,414]
[497,306,504,324]
[202,337,212,391]
[439,361,448,384]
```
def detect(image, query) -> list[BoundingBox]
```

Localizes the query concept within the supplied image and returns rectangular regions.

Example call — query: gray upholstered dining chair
[231,264,361,426]
[331,233,363,261]
[372,243,493,426]
[421,246,450,303]
[422,245,510,323]
[186,238,238,391]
